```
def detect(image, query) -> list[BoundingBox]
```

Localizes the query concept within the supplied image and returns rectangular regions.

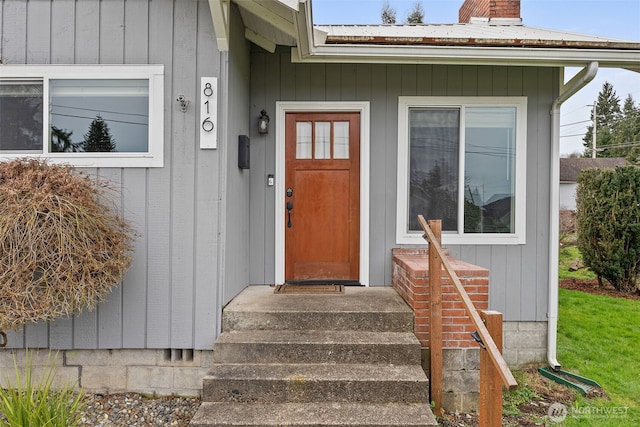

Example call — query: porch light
[258,109,270,134]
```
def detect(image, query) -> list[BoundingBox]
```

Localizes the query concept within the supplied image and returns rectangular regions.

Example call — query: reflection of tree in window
[410,161,458,231]
[50,126,81,152]
[0,86,43,151]
[464,185,482,232]
[82,115,116,152]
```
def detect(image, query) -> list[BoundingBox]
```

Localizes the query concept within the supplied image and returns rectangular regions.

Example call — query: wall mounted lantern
[258,109,270,134]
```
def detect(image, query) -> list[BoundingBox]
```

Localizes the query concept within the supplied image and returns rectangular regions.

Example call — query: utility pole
[591,102,597,158]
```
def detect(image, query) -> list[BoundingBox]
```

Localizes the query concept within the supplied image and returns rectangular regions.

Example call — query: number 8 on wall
[200,77,218,149]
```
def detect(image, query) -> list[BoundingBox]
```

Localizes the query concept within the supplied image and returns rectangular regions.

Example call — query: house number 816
[202,84,214,132]
[200,77,217,149]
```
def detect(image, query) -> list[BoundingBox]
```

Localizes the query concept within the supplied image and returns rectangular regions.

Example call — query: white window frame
[396,96,527,245]
[0,64,164,168]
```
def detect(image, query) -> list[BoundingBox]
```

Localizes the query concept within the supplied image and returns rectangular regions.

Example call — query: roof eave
[291,44,640,70]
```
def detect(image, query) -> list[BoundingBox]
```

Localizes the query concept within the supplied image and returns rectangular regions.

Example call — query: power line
[50,112,148,126]
[560,119,591,128]
[597,141,640,151]
[51,103,148,118]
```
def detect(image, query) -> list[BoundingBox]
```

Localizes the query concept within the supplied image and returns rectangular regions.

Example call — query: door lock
[286,187,293,197]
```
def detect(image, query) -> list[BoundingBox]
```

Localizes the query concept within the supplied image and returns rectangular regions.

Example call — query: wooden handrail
[418,215,518,392]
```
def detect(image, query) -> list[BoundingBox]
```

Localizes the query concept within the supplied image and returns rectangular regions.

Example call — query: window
[397,97,527,245]
[0,65,164,167]
[295,120,350,160]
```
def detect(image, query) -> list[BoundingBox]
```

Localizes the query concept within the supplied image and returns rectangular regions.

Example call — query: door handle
[286,201,293,228]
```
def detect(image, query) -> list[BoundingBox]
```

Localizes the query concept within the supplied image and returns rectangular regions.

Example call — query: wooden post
[427,220,443,415]
[479,310,504,427]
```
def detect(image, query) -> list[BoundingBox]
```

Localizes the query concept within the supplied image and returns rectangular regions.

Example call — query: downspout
[548,61,598,369]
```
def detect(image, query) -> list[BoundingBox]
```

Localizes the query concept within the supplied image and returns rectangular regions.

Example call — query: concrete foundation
[0,348,212,396]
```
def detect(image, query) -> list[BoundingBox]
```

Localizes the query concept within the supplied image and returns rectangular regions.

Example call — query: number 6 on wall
[200,77,218,149]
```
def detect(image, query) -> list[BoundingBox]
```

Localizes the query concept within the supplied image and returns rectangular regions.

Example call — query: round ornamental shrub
[0,159,133,331]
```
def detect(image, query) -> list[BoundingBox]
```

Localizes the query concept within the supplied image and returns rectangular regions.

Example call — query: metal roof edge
[292,1,639,71]
[291,44,640,69]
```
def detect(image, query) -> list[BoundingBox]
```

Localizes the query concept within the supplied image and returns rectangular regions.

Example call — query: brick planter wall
[392,248,489,349]
[392,248,490,411]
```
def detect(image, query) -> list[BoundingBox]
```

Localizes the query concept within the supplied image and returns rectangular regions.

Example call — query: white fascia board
[245,28,277,53]
[239,0,297,38]
[209,0,229,52]
[275,0,300,11]
[293,0,314,58]
[292,45,640,69]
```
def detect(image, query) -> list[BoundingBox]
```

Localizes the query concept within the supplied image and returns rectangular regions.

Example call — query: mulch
[559,278,640,301]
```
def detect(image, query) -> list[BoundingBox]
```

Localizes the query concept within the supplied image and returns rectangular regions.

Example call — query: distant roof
[560,158,628,182]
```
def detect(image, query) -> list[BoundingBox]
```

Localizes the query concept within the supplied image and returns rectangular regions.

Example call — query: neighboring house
[559,157,628,210]
[1,0,639,399]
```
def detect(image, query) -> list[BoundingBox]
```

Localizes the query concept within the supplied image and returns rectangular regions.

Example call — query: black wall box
[238,135,250,169]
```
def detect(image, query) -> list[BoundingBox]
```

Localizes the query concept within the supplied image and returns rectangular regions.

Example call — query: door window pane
[334,121,349,159]
[0,82,43,152]
[314,122,331,159]
[464,107,516,233]
[408,108,460,232]
[49,79,149,153]
[296,122,312,159]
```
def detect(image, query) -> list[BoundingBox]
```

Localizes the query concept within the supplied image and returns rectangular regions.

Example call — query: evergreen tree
[0,93,42,151]
[583,82,621,158]
[406,2,424,24]
[50,126,80,152]
[81,115,116,152]
[613,95,640,164]
[381,0,396,24]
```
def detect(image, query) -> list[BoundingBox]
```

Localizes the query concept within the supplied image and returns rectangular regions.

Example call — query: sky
[311,0,640,156]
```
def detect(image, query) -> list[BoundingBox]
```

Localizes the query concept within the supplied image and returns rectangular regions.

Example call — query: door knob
[286,201,293,228]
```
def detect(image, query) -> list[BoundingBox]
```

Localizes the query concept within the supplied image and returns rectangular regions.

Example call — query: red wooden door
[284,112,360,283]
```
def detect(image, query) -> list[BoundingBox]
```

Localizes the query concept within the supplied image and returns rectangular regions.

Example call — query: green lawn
[558,245,596,280]
[556,288,640,426]
[502,242,638,425]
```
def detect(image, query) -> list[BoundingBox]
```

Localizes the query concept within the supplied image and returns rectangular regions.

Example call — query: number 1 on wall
[200,77,218,149]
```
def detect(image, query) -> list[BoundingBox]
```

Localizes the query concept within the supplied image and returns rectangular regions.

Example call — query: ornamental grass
[0,159,133,331]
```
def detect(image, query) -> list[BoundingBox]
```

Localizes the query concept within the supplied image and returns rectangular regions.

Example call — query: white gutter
[547,61,598,370]
[291,44,638,69]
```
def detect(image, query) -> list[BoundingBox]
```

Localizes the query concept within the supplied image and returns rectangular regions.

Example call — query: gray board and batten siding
[1,0,554,352]
[0,0,253,351]
[248,47,556,324]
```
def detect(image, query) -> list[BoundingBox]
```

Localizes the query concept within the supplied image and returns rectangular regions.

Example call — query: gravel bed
[79,393,201,427]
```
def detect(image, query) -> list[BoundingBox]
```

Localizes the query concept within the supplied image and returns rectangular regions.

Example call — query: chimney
[459,0,521,23]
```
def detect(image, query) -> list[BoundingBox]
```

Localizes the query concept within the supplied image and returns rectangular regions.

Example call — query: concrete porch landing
[190,285,437,426]
[222,285,417,332]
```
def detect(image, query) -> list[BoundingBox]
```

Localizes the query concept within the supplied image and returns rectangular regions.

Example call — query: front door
[284,112,360,283]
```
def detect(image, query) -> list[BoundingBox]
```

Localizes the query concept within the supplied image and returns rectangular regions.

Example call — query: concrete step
[190,402,438,426]
[212,330,422,365]
[222,286,414,333]
[190,286,436,426]
[201,363,429,403]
